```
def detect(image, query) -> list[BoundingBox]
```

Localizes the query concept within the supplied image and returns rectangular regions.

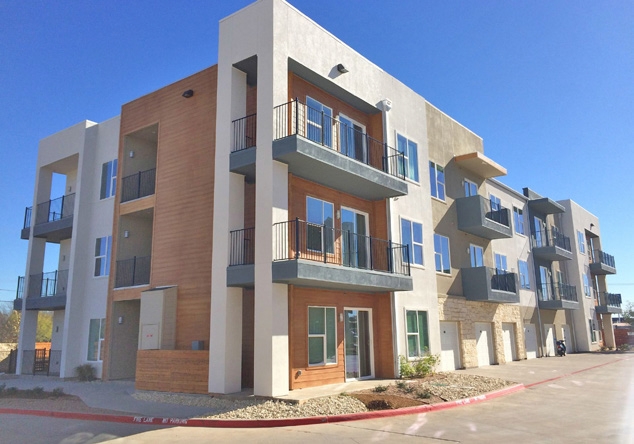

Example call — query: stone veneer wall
[438,296,526,368]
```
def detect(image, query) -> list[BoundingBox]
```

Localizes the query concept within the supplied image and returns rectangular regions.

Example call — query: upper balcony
[13,270,68,311]
[121,168,156,203]
[537,283,579,310]
[531,227,573,262]
[589,249,616,275]
[456,195,512,239]
[226,219,413,293]
[460,266,519,303]
[114,256,151,288]
[595,292,622,314]
[229,100,409,201]
[24,194,75,243]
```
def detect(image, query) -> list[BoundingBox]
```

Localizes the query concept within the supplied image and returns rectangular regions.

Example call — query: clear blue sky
[0,0,632,309]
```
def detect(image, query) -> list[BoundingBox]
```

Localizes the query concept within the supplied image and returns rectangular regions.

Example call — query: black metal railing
[229,227,255,265]
[121,168,156,203]
[23,207,32,229]
[538,283,578,302]
[532,226,571,252]
[115,256,151,288]
[24,269,69,298]
[35,193,75,225]
[273,99,406,180]
[598,292,621,308]
[591,249,615,269]
[485,201,510,227]
[490,268,517,293]
[272,218,410,276]
[232,113,257,152]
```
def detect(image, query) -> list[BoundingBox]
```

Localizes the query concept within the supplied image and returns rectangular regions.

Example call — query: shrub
[618,344,631,352]
[373,384,388,393]
[52,387,65,397]
[366,399,393,410]
[31,386,44,396]
[0,383,5,394]
[416,390,431,399]
[399,353,440,379]
[396,381,407,390]
[5,387,18,396]
[75,363,96,381]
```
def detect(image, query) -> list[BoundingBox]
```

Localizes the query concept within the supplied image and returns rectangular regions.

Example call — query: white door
[439,321,461,371]
[344,309,373,380]
[544,324,556,357]
[502,323,517,363]
[475,322,495,366]
[524,324,538,359]
[561,325,572,353]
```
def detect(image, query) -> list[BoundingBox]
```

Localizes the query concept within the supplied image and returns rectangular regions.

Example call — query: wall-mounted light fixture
[182,89,194,98]
[590,223,595,229]
[118,316,124,324]
[124,230,130,238]
[129,151,134,158]
[336,63,349,74]
[339,312,344,322]
[336,210,341,219]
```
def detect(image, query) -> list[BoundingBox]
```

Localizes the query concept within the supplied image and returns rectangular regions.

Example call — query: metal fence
[232,113,257,152]
[35,193,75,225]
[121,168,156,203]
[115,256,151,288]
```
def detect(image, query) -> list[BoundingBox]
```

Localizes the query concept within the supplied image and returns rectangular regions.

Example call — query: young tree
[622,301,634,326]
[0,309,20,342]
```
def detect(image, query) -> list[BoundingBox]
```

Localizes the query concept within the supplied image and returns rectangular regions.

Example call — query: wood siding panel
[136,350,209,394]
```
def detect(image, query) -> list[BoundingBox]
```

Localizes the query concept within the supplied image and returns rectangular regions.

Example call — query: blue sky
[0,0,632,309]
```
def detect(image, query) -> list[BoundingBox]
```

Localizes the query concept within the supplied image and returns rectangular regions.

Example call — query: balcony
[115,256,151,288]
[531,227,573,261]
[30,193,75,243]
[230,100,409,200]
[13,270,68,311]
[226,219,413,293]
[596,292,622,314]
[20,207,32,239]
[589,250,616,275]
[121,168,156,203]
[456,195,512,239]
[461,267,519,303]
[538,283,579,310]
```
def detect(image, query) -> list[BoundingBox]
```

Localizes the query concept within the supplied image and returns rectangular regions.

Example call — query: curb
[0,383,524,428]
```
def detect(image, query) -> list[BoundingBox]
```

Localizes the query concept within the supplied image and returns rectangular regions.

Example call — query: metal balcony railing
[273,99,406,180]
[232,113,257,152]
[35,194,75,226]
[121,168,156,203]
[538,283,578,302]
[485,201,510,227]
[114,256,151,288]
[598,292,621,308]
[532,226,572,252]
[22,270,69,298]
[590,250,615,269]
[490,268,517,293]
[272,218,410,276]
[229,227,255,266]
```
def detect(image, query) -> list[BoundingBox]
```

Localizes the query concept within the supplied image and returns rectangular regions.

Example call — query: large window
[429,161,445,201]
[401,218,423,266]
[306,197,334,254]
[495,253,508,273]
[306,96,332,147]
[470,244,484,267]
[518,260,530,289]
[406,310,429,358]
[94,236,112,277]
[513,207,525,235]
[397,134,419,182]
[434,234,451,274]
[308,307,337,366]
[589,319,596,343]
[577,231,586,254]
[100,159,118,199]
[464,179,477,197]
[87,318,106,361]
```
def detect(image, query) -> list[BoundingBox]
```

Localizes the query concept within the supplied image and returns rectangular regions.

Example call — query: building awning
[454,152,507,178]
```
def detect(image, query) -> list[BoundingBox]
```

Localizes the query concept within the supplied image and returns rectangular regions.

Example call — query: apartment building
[16,117,119,378]
[13,0,620,397]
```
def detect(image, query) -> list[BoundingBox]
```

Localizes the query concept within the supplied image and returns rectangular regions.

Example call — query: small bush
[75,363,96,381]
[399,353,440,379]
[396,381,407,390]
[618,344,631,352]
[5,387,18,396]
[416,390,431,399]
[366,399,393,410]
[31,386,44,396]
[373,384,389,393]
[52,387,65,397]
[0,383,5,394]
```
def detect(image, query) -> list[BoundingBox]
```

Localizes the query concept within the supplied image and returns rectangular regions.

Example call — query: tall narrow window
[434,234,451,274]
[495,253,508,273]
[397,134,419,181]
[100,159,118,199]
[429,161,445,201]
[513,207,525,235]
[306,96,332,147]
[470,244,484,267]
[94,236,112,277]
[577,231,586,254]
[490,194,501,211]
[583,273,591,297]
[464,179,477,197]
[406,310,429,358]
[306,197,334,254]
[401,218,423,266]
[518,260,530,289]
[308,307,337,366]
[87,318,106,361]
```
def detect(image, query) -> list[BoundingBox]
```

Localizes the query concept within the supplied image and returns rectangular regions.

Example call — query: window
[434,234,451,274]
[464,179,477,197]
[577,231,586,254]
[401,218,423,266]
[308,307,336,366]
[589,319,596,343]
[495,253,508,273]
[94,236,112,277]
[339,114,366,162]
[513,207,525,235]
[429,161,445,200]
[583,273,591,297]
[406,310,429,358]
[306,96,332,147]
[100,159,118,199]
[306,197,334,254]
[518,260,530,289]
[470,244,484,267]
[490,194,501,211]
[87,318,106,361]
[397,134,419,181]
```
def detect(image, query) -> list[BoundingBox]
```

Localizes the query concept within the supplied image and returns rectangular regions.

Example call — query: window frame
[434,233,451,274]
[306,96,333,148]
[94,235,112,277]
[494,252,508,273]
[100,159,118,200]
[306,196,335,254]
[429,161,446,201]
[577,231,586,254]
[513,207,525,235]
[583,273,591,297]
[396,133,419,182]
[401,217,424,267]
[405,310,430,358]
[489,194,502,212]
[518,260,530,289]
[87,318,106,362]
[307,306,337,367]
[464,179,478,197]
[470,244,484,268]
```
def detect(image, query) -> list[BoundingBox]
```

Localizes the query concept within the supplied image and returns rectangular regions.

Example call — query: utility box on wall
[139,286,177,350]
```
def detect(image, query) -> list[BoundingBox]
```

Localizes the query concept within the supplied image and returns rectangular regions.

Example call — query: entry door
[439,321,461,371]
[475,322,495,366]
[339,115,367,163]
[344,309,373,380]
[534,217,544,247]
[524,324,538,359]
[341,208,369,269]
[544,325,556,357]
[502,323,517,363]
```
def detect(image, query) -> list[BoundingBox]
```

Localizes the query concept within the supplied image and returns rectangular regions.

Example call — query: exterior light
[182,89,194,98]
[336,63,349,74]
